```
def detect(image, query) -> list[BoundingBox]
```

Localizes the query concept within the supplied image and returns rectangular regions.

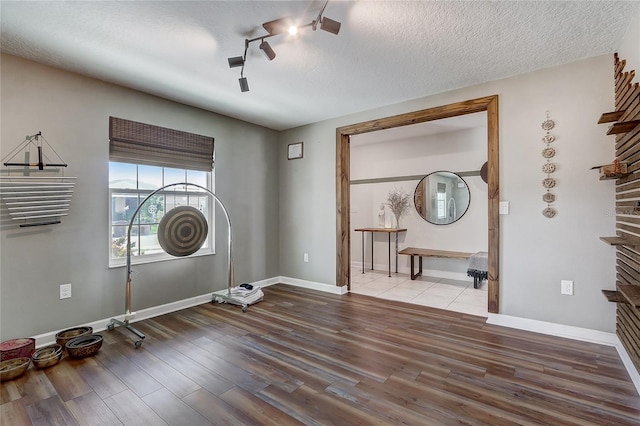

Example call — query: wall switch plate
[60,283,72,299]
[303,253,309,263]
[561,280,574,295]
[499,201,510,215]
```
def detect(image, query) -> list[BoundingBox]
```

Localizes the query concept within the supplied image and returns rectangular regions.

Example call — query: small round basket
[0,357,31,381]
[0,338,36,361]
[55,326,93,349]
[66,334,103,359]
[32,344,63,369]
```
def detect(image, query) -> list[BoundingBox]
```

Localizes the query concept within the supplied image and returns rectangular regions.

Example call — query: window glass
[139,193,163,225]
[109,162,137,189]
[139,230,162,256]
[138,165,162,190]
[187,169,208,190]
[108,162,213,266]
[437,192,446,219]
[164,168,186,186]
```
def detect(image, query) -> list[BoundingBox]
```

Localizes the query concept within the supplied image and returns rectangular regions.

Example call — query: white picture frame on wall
[288,142,303,160]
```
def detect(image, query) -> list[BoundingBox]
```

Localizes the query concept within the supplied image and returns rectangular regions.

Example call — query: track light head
[320,17,341,35]
[259,40,276,61]
[228,56,245,68]
[239,77,249,92]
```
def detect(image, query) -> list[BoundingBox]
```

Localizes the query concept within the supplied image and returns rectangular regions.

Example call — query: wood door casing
[336,95,500,313]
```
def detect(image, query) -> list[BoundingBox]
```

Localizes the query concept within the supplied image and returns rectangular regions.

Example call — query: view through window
[109,162,213,266]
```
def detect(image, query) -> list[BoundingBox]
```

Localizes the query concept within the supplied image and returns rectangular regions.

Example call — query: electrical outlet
[561,280,573,295]
[60,283,72,299]
[303,253,309,263]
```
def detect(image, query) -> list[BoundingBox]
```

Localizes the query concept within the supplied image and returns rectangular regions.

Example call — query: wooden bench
[398,247,474,280]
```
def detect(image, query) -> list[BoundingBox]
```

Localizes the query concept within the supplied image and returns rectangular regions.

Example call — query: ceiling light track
[227,0,341,92]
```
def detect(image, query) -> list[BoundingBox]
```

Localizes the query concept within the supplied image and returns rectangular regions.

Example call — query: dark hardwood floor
[2,284,639,425]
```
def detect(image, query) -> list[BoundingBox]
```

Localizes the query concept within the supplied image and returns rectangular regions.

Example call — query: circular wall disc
[543,192,556,203]
[157,206,208,257]
[480,162,488,184]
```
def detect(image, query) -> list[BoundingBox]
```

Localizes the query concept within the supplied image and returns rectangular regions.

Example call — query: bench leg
[410,255,422,280]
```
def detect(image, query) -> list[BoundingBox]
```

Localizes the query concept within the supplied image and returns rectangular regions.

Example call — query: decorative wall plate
[542,207,557,218]
[541,119,555,131]
[542,192,555,203]
[542,134,556,143]
[542,147,556,158]
[542,163,556,173]
[543,177,556,188]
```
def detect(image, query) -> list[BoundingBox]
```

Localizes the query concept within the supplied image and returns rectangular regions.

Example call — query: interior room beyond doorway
[348,112,489,316]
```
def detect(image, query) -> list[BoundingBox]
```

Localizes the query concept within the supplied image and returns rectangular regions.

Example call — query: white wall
[619,5,640,76]
[279,54,617,332]
[350,126,488,279]
[0,54,280,339]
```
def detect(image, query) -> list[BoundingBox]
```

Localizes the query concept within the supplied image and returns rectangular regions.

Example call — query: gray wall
[279,54,619,332]
[3,25,637,340]
[350,126,488,278]
[0,54,280,339]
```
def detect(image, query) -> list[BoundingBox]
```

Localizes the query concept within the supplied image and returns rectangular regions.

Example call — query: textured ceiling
[1,1,636,130]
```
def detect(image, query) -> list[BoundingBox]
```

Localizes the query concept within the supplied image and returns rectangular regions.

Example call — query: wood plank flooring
[2,284,639,425]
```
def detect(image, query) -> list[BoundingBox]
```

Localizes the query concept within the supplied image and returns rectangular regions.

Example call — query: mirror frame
[415,171,471,225]
[336,95,499,313]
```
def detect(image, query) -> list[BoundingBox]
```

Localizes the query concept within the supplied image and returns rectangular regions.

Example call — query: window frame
[108,162,215,268]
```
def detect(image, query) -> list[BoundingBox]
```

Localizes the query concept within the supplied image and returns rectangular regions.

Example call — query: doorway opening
[336,96,500,313]
[349,113,488,315]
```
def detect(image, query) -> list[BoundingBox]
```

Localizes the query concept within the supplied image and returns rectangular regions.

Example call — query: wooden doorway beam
[336,95,500,313]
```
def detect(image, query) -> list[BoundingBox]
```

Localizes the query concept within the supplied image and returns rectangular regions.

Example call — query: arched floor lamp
[107,182,244,348]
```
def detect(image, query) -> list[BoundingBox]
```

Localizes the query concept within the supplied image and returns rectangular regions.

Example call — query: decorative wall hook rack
[2,131,67,170]
[1,131,75,227]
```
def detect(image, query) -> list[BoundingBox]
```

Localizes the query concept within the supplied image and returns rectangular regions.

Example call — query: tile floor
[350,267,488,317]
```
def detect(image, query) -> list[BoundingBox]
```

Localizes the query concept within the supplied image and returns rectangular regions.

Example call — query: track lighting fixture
[320,17,341,35]
[259,40,276,61]
[238,77,249,92]
[227,0,341,92]
[228,56,244,68]
[262,18,290,36]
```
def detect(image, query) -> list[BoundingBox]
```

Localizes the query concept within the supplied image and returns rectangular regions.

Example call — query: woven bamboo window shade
[109,117,214,171]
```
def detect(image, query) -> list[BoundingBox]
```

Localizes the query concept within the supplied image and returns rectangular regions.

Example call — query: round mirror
[414,171,470,225]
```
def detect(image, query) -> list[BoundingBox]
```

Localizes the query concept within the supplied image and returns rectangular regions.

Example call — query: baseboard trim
[278,276,348,295]
[31,276,345,347]
[486,314,618,345]
[487,313,640,395]
[31,292,216,348]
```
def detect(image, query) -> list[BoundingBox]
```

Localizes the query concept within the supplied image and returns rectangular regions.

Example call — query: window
[108,117,214,267]
[436,182,446,219]
[109,163,214,266]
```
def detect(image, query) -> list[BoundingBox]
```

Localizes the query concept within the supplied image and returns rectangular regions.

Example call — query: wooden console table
[354,228,407,277]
